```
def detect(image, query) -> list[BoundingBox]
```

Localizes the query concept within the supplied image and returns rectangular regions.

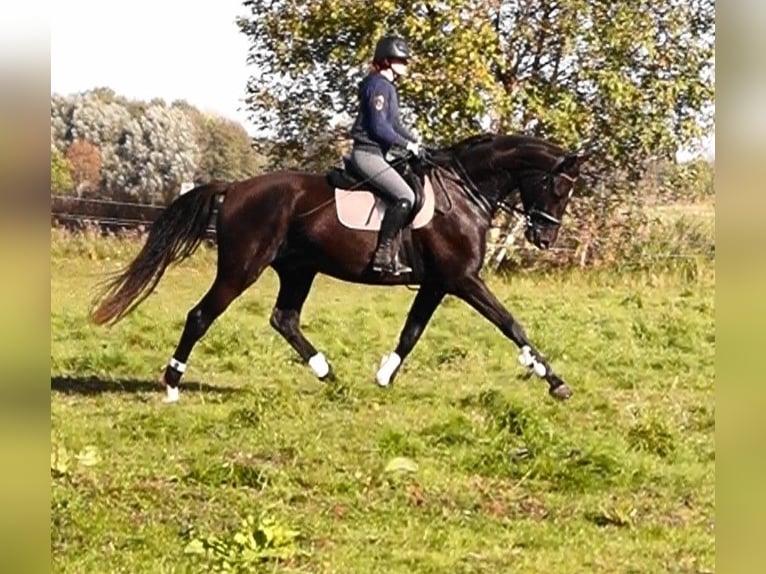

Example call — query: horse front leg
[451,275,572,400]
[375,284,445,387]
[270,264,335,381]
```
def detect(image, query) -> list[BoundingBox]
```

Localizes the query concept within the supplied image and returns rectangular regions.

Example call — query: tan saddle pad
[334,175,435,231]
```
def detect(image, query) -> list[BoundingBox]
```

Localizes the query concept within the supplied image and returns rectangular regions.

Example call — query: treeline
[50,85,713,270]
[50,88,268,205]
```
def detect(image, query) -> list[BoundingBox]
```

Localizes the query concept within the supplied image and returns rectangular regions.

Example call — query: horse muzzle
[526,224,555,250]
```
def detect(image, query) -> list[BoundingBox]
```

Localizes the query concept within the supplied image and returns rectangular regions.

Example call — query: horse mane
[421,132,569,212]
[430,132,565,173]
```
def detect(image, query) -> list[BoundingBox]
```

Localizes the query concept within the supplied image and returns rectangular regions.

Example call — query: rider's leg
[349,148,415,274]
[372,198,413,274]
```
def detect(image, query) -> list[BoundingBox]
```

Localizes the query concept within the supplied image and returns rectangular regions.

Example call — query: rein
[425,156,492,217]
[425,150,576,229]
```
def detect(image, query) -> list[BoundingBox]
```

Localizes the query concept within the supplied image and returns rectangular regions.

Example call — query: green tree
[196,115,266,183]
[238,0,714,179]
[171,101,268,182]
[51,147,74,194]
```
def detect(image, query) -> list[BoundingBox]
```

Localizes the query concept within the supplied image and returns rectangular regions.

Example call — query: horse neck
[447,151,518,213]
[458,142,559,200]
[429,158,504,219]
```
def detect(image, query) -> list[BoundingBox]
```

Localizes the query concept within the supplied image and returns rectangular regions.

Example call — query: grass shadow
[51,375,244,396]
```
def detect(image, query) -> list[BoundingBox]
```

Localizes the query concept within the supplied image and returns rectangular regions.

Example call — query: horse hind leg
[160,275,243,402]
[161,216,287,402]
[269,263,333,381]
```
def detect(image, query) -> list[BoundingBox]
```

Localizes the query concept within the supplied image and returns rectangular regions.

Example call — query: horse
[90,132,590,403]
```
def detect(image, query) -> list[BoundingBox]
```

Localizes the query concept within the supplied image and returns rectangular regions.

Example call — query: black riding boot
[372,198,413,275]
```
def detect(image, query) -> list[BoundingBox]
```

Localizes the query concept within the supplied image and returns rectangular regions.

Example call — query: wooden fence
[50,194,217,238]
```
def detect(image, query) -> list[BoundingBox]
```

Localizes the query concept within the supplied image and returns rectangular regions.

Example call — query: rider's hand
[406,141,423,159]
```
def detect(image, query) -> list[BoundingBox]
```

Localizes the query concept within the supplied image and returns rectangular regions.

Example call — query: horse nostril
[540,239,550,250]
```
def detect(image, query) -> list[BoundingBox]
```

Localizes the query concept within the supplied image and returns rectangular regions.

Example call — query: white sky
[50,1,256,133]
[46,1,713,159]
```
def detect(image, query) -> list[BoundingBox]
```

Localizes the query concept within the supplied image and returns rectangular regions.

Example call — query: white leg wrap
[518,345,534,367]
[163,386,180,403]
[168,358,187,373]
[308,352,330,379]
[376,352,401,387]
[532,361,547,377]
[518,345,547,378]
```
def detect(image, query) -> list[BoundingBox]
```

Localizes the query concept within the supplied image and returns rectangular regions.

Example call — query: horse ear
[553,151,590,174]
[572,150,591,168]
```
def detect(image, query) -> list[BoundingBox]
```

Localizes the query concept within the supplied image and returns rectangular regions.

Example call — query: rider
[349,34,423,275]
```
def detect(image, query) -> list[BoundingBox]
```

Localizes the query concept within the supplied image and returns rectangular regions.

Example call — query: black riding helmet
[373,35,410,64]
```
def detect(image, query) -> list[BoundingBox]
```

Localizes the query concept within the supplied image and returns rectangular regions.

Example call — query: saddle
[325,156,435,232]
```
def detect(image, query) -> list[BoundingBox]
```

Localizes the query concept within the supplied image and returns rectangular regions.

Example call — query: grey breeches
[349,148,415,206]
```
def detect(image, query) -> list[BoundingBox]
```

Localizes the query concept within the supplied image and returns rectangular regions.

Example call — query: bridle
[504,170,577,231]
[425,150,577,233]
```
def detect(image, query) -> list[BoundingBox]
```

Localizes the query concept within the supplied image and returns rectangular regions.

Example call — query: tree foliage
[195,115,266,183]
[238,0,714,178]
[65,140,102,196]
[50,89,266,204]
[51,147,74,194]
[103,104,200,204]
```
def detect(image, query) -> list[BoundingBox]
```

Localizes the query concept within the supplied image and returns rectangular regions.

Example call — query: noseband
[503,171,577,231]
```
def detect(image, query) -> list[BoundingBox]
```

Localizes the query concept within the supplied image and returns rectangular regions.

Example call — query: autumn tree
[52,90,267,203]
[65,140,102,196]
[51,90,132,198]
[51,91,200,204]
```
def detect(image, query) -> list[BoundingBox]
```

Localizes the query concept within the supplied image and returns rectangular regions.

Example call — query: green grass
[51,232,715,573]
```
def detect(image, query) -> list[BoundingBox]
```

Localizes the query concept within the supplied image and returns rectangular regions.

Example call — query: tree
[101,104,200,204]
[194,115,267,183]
[50,94,74,153]
[51,146,73,194]
[51,91,200,203]
[67,90,133,149]
[51,90,133,200]
[65,140,102,196]
[52,91,266,203]
[238,0,714,179]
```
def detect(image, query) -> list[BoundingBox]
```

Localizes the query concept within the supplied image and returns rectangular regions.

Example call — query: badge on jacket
[373,94,385,111]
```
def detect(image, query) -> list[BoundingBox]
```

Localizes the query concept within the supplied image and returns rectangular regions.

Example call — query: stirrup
[391,255,412,275]
[373,256,412,276]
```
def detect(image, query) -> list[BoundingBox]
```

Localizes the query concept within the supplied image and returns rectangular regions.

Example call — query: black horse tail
[90,183,226,326]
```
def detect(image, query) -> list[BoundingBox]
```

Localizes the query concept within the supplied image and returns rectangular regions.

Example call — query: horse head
[428,133,591,249]
[516,145,590,249]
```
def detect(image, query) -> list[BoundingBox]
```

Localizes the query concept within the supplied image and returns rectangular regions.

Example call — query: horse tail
[90,183,227,326]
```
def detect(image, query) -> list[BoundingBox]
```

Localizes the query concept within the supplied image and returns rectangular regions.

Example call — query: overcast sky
[50,1,256,133]
[47,1,713,159]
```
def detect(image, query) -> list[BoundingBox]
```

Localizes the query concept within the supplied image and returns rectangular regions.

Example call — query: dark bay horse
[90,133,589,403]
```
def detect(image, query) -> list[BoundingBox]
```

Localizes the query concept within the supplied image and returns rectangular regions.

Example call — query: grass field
[51,231,715,573]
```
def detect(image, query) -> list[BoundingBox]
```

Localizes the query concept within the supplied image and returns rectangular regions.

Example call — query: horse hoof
[375,377,393,389]
[550,384,572,400]
[320,369,337,383]
[162,385,180,404]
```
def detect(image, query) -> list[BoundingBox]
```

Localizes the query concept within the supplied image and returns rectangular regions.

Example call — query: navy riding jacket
[349,73,418,155]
